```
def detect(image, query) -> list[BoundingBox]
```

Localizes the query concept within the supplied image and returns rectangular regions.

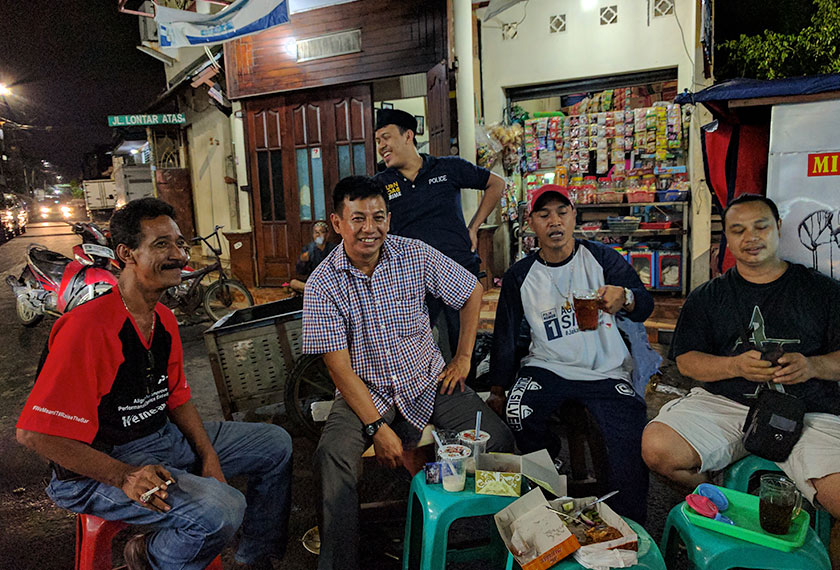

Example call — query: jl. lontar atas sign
[155,0,290,48]
[107,114,186,127]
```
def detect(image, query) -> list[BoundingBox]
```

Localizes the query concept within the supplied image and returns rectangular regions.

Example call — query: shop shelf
[607,216,640,232]
[656,189,689,202]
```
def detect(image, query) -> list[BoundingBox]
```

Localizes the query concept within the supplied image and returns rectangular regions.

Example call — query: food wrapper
[547,497,638,569]
[496,489,580,570]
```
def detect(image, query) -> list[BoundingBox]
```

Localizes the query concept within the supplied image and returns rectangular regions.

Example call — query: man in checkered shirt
[302,176,514,570]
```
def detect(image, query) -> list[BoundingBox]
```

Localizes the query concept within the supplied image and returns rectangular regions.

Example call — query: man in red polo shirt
[17,198,292,570]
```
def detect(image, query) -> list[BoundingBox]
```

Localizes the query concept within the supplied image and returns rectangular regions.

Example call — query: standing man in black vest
[373,109,506,355]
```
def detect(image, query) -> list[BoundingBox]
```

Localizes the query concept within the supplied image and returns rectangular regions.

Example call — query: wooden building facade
[224,0,452,286]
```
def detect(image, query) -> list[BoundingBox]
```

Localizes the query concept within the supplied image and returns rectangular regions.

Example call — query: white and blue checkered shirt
[302,235,477,430]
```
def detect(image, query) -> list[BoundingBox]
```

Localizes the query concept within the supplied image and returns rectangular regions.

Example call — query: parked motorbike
[6,222,119,326]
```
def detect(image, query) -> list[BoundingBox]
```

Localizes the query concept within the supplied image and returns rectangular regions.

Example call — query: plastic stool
[660,502,830,570]
[503,517,666,569]
[723,455,834,546]
[402,472,517,570]
[75,514,224,570]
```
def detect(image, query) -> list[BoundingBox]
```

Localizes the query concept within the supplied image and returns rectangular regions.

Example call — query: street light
[0,84,10,97]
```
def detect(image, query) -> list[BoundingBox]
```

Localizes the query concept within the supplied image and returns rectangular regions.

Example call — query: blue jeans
[46,421,292,569]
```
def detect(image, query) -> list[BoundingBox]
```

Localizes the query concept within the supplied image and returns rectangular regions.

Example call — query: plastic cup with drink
[573,289,601,331]
[458,429,490,474]
[758,474,802,535]
[438,444,471,492]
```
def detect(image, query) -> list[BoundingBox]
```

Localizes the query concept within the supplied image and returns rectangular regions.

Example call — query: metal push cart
[203,297,334,439]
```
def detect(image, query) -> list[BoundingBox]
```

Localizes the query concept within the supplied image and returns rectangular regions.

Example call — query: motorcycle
[6,222,119,327]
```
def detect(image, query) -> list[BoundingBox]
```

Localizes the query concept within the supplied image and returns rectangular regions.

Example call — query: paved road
[0,223,696,569]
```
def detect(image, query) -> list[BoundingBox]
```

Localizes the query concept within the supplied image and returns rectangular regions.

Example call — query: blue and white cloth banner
[156,0,290,48]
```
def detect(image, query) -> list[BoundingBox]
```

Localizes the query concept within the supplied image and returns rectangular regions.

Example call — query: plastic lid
[697,483,729,511]
[438,444,471,459]
[458,430,490,443]
[686,494,718,519]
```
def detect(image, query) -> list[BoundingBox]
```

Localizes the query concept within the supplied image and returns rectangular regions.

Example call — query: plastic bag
[476,122,502,169]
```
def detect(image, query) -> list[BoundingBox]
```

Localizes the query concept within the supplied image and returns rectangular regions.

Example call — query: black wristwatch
[363,418,386,437]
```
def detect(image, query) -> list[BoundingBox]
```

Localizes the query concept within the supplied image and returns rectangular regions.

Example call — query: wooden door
[247,98,297,286]
[246,85,374,286]
[427,61,450,157]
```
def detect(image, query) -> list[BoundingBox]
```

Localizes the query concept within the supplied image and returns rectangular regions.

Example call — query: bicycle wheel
[203,279,254,322]
[284,355,335,441]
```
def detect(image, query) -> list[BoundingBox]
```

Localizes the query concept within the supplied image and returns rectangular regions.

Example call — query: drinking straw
[474,411,482,439]
[432,430,455,477]
[432,430,445,450]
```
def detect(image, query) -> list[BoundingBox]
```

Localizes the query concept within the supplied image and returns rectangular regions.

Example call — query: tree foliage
[719,0,840,79]
[69,179,84,199]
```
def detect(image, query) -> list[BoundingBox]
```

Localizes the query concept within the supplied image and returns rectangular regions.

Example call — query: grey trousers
[313,386,515,570]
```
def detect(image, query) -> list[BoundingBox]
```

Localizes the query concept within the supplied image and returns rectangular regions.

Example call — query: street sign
[107,114,186,127]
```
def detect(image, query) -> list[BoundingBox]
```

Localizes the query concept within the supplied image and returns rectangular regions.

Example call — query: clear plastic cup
[437,444,471,492]
[458,429,490,474]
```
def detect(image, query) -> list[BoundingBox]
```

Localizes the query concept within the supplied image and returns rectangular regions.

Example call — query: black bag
[742,385,805,462]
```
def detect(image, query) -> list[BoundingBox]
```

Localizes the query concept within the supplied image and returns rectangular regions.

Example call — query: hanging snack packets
[645,108,658,130]
[601,89,613,112]
[635,108,647,133]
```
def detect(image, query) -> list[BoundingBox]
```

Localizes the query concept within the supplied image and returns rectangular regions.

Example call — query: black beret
[375,108,417,134]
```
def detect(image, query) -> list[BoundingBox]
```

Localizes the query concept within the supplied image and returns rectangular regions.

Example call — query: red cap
[530,184,573,213]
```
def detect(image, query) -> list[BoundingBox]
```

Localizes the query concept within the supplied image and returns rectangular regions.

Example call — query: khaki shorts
[650,387,840,504]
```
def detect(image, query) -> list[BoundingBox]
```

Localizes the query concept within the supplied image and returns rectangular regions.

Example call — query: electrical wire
[483,0,530,30]
[673,2,705,91]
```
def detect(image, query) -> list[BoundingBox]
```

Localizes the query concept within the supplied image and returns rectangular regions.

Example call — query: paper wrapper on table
[547,497,638,569]
[495,488,581,570]
[475,449,567,497]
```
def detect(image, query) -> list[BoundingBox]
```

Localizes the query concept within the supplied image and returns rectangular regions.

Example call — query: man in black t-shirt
[641,194,840,519]
[373,109,506,355]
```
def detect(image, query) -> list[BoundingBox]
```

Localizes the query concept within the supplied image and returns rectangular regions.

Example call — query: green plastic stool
[660,502,831,570]
[723,455,833,546]
[503,517,666,569]
[402,472,517,570]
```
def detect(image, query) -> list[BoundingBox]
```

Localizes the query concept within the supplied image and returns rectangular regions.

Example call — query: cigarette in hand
[140,478,175,503]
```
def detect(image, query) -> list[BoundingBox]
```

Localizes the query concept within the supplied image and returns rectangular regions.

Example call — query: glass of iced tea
[573,289,601,331]
[759,474,801,535]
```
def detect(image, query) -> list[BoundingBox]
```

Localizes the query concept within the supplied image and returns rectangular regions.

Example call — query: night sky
[0,0,165,176]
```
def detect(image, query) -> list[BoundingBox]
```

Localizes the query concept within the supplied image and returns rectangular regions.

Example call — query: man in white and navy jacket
[486,184,655,523]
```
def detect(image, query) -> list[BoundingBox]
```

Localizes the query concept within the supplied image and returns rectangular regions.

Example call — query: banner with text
[155,0,290,48]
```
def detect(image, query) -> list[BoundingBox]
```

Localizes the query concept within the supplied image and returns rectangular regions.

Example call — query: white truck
[113,160,155,207]
[82,179,117,221]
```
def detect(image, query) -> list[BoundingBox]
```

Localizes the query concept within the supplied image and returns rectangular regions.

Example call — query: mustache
[162,261,187,270]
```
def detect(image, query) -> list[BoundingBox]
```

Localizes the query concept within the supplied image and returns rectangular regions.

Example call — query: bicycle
[162,225,255,322]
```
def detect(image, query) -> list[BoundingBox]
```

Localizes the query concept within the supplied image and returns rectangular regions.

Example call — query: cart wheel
[285,355,335,441]
[204,279,254,322]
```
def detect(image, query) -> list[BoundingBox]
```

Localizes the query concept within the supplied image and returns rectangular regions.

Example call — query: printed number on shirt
[542,306,577,341]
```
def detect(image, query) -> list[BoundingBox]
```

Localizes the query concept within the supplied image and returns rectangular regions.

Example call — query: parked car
[2,193,27,237]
